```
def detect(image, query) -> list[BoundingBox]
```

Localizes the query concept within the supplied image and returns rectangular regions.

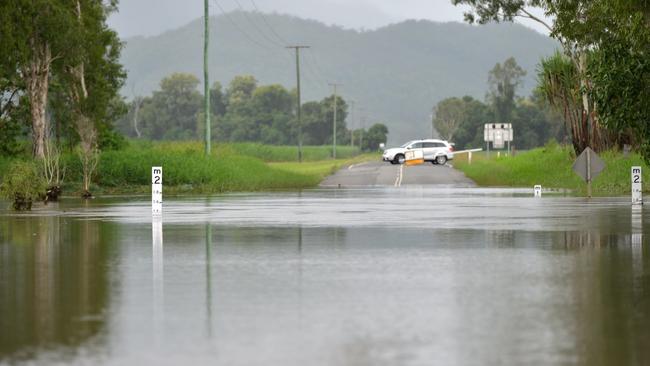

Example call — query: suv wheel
[435,155,447,165]
[394,154,405,164]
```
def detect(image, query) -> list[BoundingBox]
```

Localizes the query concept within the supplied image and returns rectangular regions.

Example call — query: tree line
[115,73,389,151]
[0,0,125,197]
[434,57,567,150]
[452,0,650,160]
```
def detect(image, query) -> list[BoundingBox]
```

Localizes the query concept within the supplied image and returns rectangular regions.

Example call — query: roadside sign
[534,185,542,197]
[572,147,605,181]
[632,166,643,205]
[572,147,605,198]
[404,150,424,166]
[152,166,163,215]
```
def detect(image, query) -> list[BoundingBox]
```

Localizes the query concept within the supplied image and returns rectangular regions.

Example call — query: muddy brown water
[1,187,649,365]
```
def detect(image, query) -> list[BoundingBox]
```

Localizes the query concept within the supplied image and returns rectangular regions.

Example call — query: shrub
[0,160,46,210]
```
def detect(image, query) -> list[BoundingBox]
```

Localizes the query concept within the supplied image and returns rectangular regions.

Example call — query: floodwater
[1,187,649,366]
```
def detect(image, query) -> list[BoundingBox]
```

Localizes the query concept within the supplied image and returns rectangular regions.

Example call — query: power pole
[349,100,355,147]
[360,112,366,151]
[203,0,211,156]
[329,83,342,159]
[287,45,310,162]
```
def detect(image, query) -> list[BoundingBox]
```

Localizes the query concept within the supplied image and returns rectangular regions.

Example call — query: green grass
[270,153,380,180]
[1,141,371,196]
[47,141,367,195]
[127,140,360,162]
[227,143,360,162]
[454,142,650,196]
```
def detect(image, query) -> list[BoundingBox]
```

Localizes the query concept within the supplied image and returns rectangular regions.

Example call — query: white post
[468,151,472,165]
[152,166,163,215]
[534,185,542,197]
[632,166,643,205]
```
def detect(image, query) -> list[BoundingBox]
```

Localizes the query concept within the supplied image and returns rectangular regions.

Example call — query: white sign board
[484,124,513,147]
[534,185,542,197]
[632,166,642,205]
[152,166,163,214]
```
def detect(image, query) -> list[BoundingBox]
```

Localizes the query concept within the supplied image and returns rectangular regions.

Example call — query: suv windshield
[400,141,415,148]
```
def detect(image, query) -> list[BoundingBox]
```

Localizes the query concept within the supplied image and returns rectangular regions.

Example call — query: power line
[230,0,285,48]
[249,0,289,45]
[305,48,330,83]
[211,0,273,50]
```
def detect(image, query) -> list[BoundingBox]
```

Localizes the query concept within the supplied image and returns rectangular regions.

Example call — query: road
[320,160,476,187]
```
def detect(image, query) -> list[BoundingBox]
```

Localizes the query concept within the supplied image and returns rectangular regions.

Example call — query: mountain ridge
[120,11,558,143]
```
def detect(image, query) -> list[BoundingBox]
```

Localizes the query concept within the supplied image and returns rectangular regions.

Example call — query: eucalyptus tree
[450,0,616,152]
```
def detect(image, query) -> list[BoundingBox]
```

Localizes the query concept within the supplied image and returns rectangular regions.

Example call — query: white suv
[382,139,454,165]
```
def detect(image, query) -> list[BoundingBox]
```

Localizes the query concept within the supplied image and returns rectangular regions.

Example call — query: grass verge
[51,142,372,195]
[454,142,650,196]
[270,153,381,180]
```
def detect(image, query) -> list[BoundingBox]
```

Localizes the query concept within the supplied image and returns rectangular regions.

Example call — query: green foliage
[436,94,565,150]
[488,57,526,123]
[0,160,46,210]
[0,0,126,158]
[226,143,360,162]
[434,97,467,141]
[454,0,650,158]
[137,73,203,140]
[120,73,355,146]
[91,144,320,192]
[455,142,650,196]
[588,6,650,161]
[363,124,389,151]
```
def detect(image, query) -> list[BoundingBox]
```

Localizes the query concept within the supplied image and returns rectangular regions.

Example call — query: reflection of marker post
[152,166,163,215]
[152,215,164,342]
[632,166,643,205]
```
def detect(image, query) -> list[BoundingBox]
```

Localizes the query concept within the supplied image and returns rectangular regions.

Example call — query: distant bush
[230,143,360,162]
[0,160,46,210]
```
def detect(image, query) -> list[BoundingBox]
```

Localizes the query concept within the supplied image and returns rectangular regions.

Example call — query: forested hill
[121,11,558,143]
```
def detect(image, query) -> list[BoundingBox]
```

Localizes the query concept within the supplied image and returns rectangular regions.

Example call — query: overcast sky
[108,0,550,38]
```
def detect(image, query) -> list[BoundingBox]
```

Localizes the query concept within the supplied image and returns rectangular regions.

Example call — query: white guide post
[152,166,163,214]
[632,166,643,205]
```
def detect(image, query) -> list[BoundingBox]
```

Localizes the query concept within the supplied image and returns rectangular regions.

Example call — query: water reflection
[205,223,213,337]
[1,200,650,365]
[0,216,112,360]
[152,216,164,341]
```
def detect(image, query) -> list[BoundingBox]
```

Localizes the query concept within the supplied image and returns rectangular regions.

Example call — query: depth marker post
[152,166,163,215]
[632,166,643,205]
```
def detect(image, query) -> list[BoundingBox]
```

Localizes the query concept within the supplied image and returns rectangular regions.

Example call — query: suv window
[435,142,446,148]
[410,142,423,149]
[422,142,436,148]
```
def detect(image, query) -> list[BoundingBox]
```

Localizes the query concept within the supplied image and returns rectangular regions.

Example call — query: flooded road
[1,188,649,365]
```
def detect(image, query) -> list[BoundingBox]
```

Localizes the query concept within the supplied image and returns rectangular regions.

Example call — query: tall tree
[488,57,526,123]
[139,73,202,140]
[450,0,615,152]
[0,1,77,158]
[434,97,467,141]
